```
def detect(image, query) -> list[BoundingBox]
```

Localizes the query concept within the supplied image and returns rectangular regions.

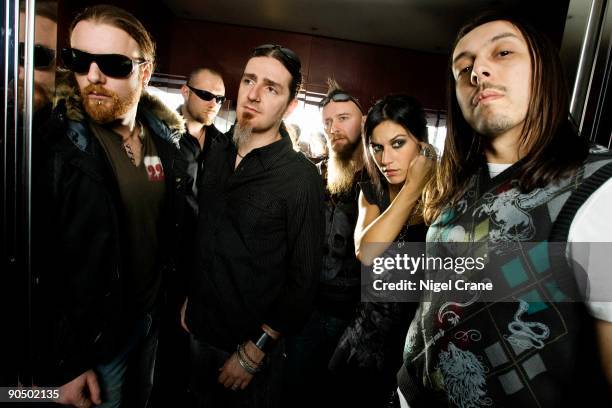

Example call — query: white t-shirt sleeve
[567,177,612,322]
[398,388,411,408]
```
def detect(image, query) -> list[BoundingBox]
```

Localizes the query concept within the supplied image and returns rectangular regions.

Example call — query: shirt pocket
[232,189,286,256]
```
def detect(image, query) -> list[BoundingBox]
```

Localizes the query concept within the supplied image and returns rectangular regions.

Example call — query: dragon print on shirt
[505,299,550,350]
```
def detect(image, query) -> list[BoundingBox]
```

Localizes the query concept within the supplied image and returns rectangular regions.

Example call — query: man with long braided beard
[284,80,366,407]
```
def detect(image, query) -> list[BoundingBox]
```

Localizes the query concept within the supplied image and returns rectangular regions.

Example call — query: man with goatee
[31,5,190,408]
[182,44,324,407]
[284,81,367,407]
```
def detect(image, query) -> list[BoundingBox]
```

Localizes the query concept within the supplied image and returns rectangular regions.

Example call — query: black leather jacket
[31,84,191,386]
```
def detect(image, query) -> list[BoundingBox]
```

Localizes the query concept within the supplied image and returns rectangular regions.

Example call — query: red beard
[81,83,139,124]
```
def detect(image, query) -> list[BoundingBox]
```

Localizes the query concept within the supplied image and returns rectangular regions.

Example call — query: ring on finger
[420,145,436,160]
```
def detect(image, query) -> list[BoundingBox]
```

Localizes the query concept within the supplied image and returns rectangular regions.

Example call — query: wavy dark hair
[424,11,589,223]
[363,94,428,194]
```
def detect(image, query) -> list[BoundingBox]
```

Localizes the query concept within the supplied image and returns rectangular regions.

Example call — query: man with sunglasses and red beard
[181,44,324,407]
[31,5,191,408]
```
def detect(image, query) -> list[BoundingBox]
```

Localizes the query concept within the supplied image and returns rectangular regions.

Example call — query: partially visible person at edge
[328,94,435,408]
[181,44,324,408]
[17,0,58,113]
[30,5,192,408]
[283,80,367,407]
[398,11,612,408]
[6,0,58,388]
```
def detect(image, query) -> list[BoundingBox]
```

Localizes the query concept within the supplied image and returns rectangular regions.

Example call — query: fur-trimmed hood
[53,72,185,146]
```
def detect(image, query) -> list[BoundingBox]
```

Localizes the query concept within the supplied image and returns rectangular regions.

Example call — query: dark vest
[398,147,612,408]
[316,160,365,318]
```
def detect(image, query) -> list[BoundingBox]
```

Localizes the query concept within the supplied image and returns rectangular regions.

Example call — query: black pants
[189,336,285,408]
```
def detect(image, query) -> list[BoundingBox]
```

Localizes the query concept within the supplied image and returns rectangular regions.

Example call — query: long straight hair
[424,12,588,224]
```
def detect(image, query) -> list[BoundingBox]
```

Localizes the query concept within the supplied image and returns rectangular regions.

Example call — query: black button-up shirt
[176,106,223,203]
[186,124,324,350]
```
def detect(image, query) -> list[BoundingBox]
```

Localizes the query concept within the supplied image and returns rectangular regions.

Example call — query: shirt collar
[228,122,294,170]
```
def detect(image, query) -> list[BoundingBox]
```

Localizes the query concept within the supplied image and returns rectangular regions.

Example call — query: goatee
[187,103,215,126]
[233,120,253,149]
[82,83,140,124]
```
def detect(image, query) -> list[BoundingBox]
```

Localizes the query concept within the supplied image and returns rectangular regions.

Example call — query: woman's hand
[404,142,436,193]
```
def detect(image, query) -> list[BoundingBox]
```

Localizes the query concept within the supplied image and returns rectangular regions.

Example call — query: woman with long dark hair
[329,94,435,407]
[355,94,435,263]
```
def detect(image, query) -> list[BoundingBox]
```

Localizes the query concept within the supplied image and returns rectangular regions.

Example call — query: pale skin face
[369,120,421,186]
[70,20,151,127]
[452,20,532,162]
[181,70,225,126]
[18,13,57,111]
[322,100,362,155]
[236,56,296,135]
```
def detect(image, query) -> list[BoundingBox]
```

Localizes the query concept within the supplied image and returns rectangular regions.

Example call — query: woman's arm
[354,187,420,265]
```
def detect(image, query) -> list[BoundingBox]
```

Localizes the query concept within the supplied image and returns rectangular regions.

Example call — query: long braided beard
[327,151,361,195]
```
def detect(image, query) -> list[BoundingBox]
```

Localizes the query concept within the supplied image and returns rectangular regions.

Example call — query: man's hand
[180,297,191,334]
[217,341,264,391]
[57,369,101,407]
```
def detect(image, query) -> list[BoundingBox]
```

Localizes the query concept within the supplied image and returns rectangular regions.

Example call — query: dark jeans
[284,310,399,408]
[94,312,159,408]
[283,310,349,407]
[189,336,285,408]
[149,300,191,407]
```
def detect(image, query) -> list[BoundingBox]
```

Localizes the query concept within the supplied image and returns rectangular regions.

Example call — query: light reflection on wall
[284,92,327,158]
[427,125,446,157]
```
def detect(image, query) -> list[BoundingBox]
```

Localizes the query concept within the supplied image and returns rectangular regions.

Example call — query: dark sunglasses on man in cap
[186,84,226,105]
[61,47,148,78]
[19,42,55,70]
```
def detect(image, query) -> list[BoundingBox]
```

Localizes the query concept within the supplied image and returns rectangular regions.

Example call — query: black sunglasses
[61,48,147,78]
[18,43,56,69]
[187,85,226,104]
[320,91,363,112]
